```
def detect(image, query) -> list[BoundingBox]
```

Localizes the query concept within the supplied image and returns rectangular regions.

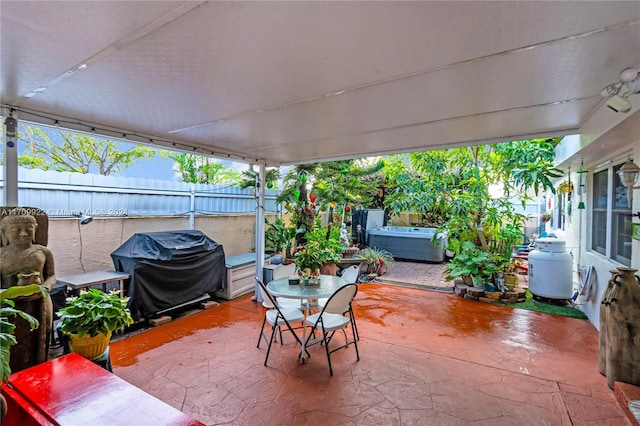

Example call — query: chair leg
[350,316,360,362]
[349,307,359,341]
[264,323,278,366]
[321,326,334,376]
[257,315,268,348]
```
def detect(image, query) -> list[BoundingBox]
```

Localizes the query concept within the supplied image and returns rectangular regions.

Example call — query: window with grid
[590,162,632,266]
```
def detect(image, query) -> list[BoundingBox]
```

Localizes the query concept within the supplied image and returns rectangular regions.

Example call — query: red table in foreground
[1,353,204,426]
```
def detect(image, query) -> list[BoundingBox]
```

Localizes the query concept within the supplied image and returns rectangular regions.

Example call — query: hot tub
[367,226,446,263]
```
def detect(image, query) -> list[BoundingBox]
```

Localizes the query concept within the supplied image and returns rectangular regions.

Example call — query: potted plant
[557,180,573,195]
[298,225,343,276]
[293,244,325,283]
[57,288,133,360]
[444,241,496,288]
[1,285,44,423]
[359,247,394,275]
[540,212,552,223]
[1,285,44,381]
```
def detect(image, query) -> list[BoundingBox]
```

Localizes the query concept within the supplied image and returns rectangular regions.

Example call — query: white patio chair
[318,265,360,339]
[259,282,302,311]
[255,278,305,366]
[305,283,359,376]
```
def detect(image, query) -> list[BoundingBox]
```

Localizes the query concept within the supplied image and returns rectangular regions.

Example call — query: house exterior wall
[47,214,275,277]
[560,138,640,330]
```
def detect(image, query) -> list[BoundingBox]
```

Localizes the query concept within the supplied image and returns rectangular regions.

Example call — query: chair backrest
[340,265,359,284]
[258,282,276,309]
[323,283,358,315]
[255,277,277,309]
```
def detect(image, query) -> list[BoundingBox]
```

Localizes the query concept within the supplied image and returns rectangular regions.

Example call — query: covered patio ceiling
[1,1,639,167]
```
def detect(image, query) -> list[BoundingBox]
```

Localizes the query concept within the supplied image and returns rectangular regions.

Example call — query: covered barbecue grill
[111,230,225,320]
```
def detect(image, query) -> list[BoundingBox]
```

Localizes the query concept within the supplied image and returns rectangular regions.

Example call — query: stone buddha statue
[0,207,55,372]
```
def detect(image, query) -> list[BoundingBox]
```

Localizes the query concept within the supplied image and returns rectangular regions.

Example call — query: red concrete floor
[110,283,631,425]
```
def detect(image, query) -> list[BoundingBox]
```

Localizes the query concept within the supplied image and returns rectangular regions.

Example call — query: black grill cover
[111,230,225,320]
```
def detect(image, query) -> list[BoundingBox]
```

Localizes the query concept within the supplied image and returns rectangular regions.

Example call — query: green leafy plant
[359,247,394,274]
[57,288,134,338]
[444,241,496,283]
[293,244,326,276]
[305,225,343,265]
[169,152,242,184]
[384,139,561,255]
[445,237,461,254]
[1,284,45,382]
[294,225,343,275]
[265,217,296,258]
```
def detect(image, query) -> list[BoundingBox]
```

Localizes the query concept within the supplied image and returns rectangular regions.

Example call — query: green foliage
[238,168,280,190]
[170,152,242,184]
[293,224,343,275]
[444,241,497,282]
[489,223,526,262]
[18,126,156,175]
[265,217,296,257]
[57,289,134,338]
[278,165,318,247]
[1,285,44,381]
[384,138,559,255]
[505,290,588,319]
[293,245,326,274]
[304,225,343,265]
[359,247,394,273]
[311,159,383,212]
[277,160,384,228]
[277,164,319,205]
[511,163,563,196]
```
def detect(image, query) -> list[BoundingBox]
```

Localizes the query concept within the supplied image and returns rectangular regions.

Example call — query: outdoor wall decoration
[632,223,640,241]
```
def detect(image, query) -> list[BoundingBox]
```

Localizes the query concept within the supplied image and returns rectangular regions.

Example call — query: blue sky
[117,154,177,180]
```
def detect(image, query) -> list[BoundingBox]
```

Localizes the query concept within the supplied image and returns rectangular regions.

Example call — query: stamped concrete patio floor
[110,276,629,425]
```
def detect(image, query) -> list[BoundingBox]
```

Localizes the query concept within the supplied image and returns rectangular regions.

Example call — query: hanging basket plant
[557,180,573,194]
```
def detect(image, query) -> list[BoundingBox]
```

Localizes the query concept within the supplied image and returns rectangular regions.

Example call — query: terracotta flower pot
[320,262,337,276]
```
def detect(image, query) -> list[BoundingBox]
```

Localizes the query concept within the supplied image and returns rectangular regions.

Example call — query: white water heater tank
[528,238,573,300]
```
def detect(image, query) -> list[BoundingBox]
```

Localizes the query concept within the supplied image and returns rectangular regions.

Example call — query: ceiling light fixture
[619,67,638,83]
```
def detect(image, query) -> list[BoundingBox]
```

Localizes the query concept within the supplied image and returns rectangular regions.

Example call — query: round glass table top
[267,275,348,299]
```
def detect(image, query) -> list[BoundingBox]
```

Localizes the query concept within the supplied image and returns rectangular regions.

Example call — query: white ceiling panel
[2,1,639,166]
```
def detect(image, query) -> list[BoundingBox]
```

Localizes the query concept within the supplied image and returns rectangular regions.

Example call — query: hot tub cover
[111,230,225,320]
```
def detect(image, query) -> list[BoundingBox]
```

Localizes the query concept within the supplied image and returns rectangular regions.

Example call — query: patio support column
[254,164,266,303]
[189,185,195,230]
[2,109,18,205]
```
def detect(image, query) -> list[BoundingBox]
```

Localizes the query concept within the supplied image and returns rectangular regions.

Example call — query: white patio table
[267,274,347,363]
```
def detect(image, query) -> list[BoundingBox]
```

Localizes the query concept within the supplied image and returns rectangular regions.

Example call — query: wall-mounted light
[75,212,93,225]
[617,158,640,208]
[601,67,640,113]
